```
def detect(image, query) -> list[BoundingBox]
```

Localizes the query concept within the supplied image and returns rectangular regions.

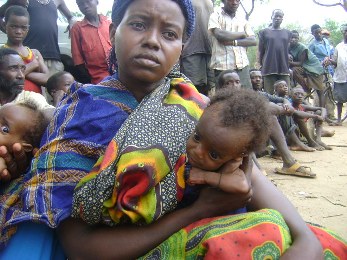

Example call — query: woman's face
[114,0,185,85]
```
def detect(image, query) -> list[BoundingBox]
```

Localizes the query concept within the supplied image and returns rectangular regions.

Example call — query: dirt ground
[258,114,347,241]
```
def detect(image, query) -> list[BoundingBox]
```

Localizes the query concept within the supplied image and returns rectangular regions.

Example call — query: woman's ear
[21,143,33,153]
[109,23,117,46]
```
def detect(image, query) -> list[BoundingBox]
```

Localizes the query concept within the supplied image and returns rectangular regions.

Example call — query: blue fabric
[0,73,139,248]
[0,222,65,259]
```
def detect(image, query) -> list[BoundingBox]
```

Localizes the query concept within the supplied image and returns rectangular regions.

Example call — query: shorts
[333,82,347,103]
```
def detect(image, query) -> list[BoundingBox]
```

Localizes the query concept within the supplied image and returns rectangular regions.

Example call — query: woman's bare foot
[290,145,316,152]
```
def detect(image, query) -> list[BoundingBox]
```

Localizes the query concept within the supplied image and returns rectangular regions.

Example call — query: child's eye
[1,126,9,134]
[193,131,200,141]
[209,151,219,160]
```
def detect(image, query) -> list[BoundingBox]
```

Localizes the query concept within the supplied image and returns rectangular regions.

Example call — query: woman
[0,0,345,259]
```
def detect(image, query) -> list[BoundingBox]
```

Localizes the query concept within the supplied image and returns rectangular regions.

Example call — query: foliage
[322,19,344,46]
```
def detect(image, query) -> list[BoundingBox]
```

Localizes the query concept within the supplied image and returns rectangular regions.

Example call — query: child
[46,71,74,107]
[71,0,112,84]
[0,101,49,181]
[290,86,332,151]
[185,88,271,196]
[2,5,49,94]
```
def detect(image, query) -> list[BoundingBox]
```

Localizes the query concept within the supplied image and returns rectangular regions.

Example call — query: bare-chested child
[46,71,74,107]
[273,80,316,152]
[186,88,271,196]
[290,86,332,151]
[2,5,49,93]
[0,101,49,181]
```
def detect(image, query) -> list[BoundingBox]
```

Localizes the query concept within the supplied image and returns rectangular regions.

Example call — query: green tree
[322,19,344,46]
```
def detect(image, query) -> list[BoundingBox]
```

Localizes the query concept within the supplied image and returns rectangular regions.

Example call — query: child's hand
[187,167,208,185]
[0,157,9,182]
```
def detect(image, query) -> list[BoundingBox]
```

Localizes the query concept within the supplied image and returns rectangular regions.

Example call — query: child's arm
[25,50,50,86]
[293,110,323,121]
[188,159,250,194]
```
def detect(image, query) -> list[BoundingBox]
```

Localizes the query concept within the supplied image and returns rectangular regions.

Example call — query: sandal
[274,162,316,178]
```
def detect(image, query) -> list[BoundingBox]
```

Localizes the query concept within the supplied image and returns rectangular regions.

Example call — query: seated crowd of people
[0,0,346,259]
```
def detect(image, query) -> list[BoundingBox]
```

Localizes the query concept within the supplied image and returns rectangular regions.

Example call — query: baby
[46,71,74,107]
[0,101,49,181]
[184,88,271,204]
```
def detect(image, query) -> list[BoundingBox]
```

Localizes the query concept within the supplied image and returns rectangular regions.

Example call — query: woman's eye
[1,126,9,133]
[163,31,178,40]
[193,131,200,141]
[209,151,219,160]
[130,22,145,31]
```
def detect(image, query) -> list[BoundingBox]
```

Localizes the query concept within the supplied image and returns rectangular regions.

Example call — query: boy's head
[274,80,288,97]
[290,30,299,48]
[222,0,240,15]
[4,5,30,45]
[46,71,74,96]
[271,9,284,27]
[311,24,322,41]
[290,86,305,104]
[186,88,271,171]
[249,69,262,91]
[76,0,98,18]
[0,101,49,153]
[109,0,195,85]
[216,70,241,90]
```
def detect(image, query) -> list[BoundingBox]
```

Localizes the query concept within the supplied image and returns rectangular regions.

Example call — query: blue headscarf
[108,0,195,74]
[111,0,195,38]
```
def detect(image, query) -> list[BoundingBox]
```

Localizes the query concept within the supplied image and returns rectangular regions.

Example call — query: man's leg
[236,66,252,89]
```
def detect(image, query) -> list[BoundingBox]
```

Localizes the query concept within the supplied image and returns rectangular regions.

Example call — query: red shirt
[71,15,112,84]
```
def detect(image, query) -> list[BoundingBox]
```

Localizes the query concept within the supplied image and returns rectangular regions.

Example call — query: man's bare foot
[316,140,332,150]
[321,129,335,137]
[290,145,316,152]
[307,141,325,151]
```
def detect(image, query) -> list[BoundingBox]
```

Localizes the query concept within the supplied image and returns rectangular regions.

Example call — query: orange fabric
[24,80,42,94]
[70,15,112,84]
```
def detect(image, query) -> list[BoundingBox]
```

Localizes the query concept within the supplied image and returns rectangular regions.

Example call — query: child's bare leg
[296,118,325,151]
[314,120,332,150]
[287,131,315,152]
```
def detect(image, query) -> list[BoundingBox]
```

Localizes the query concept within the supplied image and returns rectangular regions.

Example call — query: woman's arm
[248,166,323,259]
[58,186,252,260]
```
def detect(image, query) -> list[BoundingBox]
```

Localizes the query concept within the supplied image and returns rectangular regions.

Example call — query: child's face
[275,82,288,96]
[291,88,305,104]
[0,103,34,151]
[250,71,262,91]
[290,33,299,48]
[5,14,29,45]
[186,106,250,171]
[76,0,98,17]
[221,72,241,90]
[114,0,185,85]
[58,73,74,93]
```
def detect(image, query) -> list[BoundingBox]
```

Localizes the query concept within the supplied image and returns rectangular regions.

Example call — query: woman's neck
[118,73,165,102]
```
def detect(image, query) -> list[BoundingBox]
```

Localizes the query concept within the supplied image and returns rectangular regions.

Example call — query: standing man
[309,24,336,120]
[208,0,256,89]
[258,9,291,95]
[180,0,214,95]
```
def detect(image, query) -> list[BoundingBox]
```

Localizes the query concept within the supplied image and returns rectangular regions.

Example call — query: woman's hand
[0,143,31,181]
